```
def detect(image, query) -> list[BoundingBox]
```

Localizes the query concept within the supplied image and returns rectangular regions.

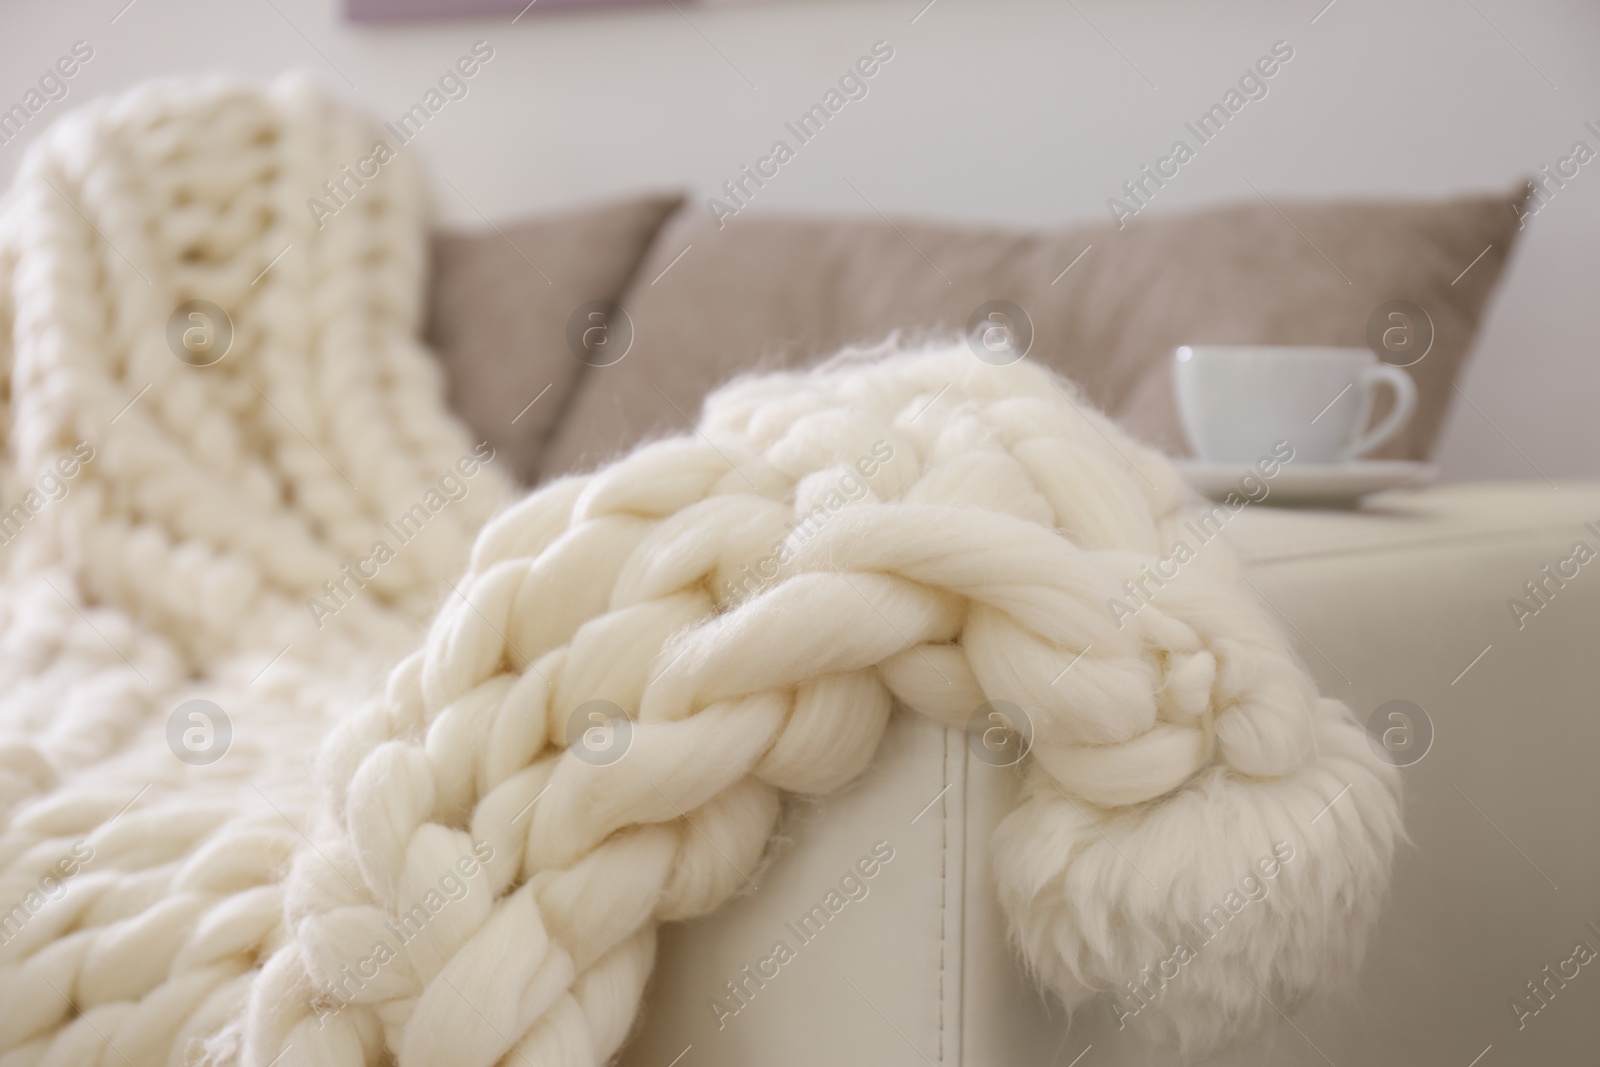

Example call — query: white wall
[3,0,1596,482]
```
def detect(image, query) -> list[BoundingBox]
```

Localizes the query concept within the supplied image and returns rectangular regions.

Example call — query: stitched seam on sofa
[938,720,949,1064]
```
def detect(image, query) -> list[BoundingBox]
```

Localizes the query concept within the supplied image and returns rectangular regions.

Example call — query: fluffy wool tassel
[230,344,1402,1064]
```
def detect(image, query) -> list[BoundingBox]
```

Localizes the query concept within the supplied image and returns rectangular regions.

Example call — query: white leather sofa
[618,482,1600,1067]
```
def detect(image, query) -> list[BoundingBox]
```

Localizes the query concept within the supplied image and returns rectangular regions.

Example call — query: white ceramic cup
[1173,345,1417,464]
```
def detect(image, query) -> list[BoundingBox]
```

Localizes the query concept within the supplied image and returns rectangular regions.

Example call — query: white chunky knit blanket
[0,78,1402,1066]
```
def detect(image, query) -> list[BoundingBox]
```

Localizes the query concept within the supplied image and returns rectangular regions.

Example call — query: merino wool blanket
[0,77,1402,1066]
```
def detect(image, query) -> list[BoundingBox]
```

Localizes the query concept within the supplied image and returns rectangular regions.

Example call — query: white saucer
[1173,460,1440,507]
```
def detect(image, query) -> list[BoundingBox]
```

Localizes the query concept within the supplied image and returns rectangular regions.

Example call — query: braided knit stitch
[0,76,505,1063]
[0,78,1403,1066]
[236,342,1402,1064]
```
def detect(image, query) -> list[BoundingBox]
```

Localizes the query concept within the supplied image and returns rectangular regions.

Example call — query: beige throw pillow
[540,189,1525,478]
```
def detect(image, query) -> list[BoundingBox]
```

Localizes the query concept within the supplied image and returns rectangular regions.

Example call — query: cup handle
[1340,364,1417,460]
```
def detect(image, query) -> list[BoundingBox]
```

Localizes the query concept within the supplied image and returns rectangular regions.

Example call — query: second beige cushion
[541,190,1524,478]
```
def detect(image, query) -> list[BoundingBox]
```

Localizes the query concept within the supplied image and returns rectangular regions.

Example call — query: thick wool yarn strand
[233,347,1401,1064]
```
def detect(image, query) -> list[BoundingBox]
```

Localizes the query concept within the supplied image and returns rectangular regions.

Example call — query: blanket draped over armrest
[0,78,1401,1066]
